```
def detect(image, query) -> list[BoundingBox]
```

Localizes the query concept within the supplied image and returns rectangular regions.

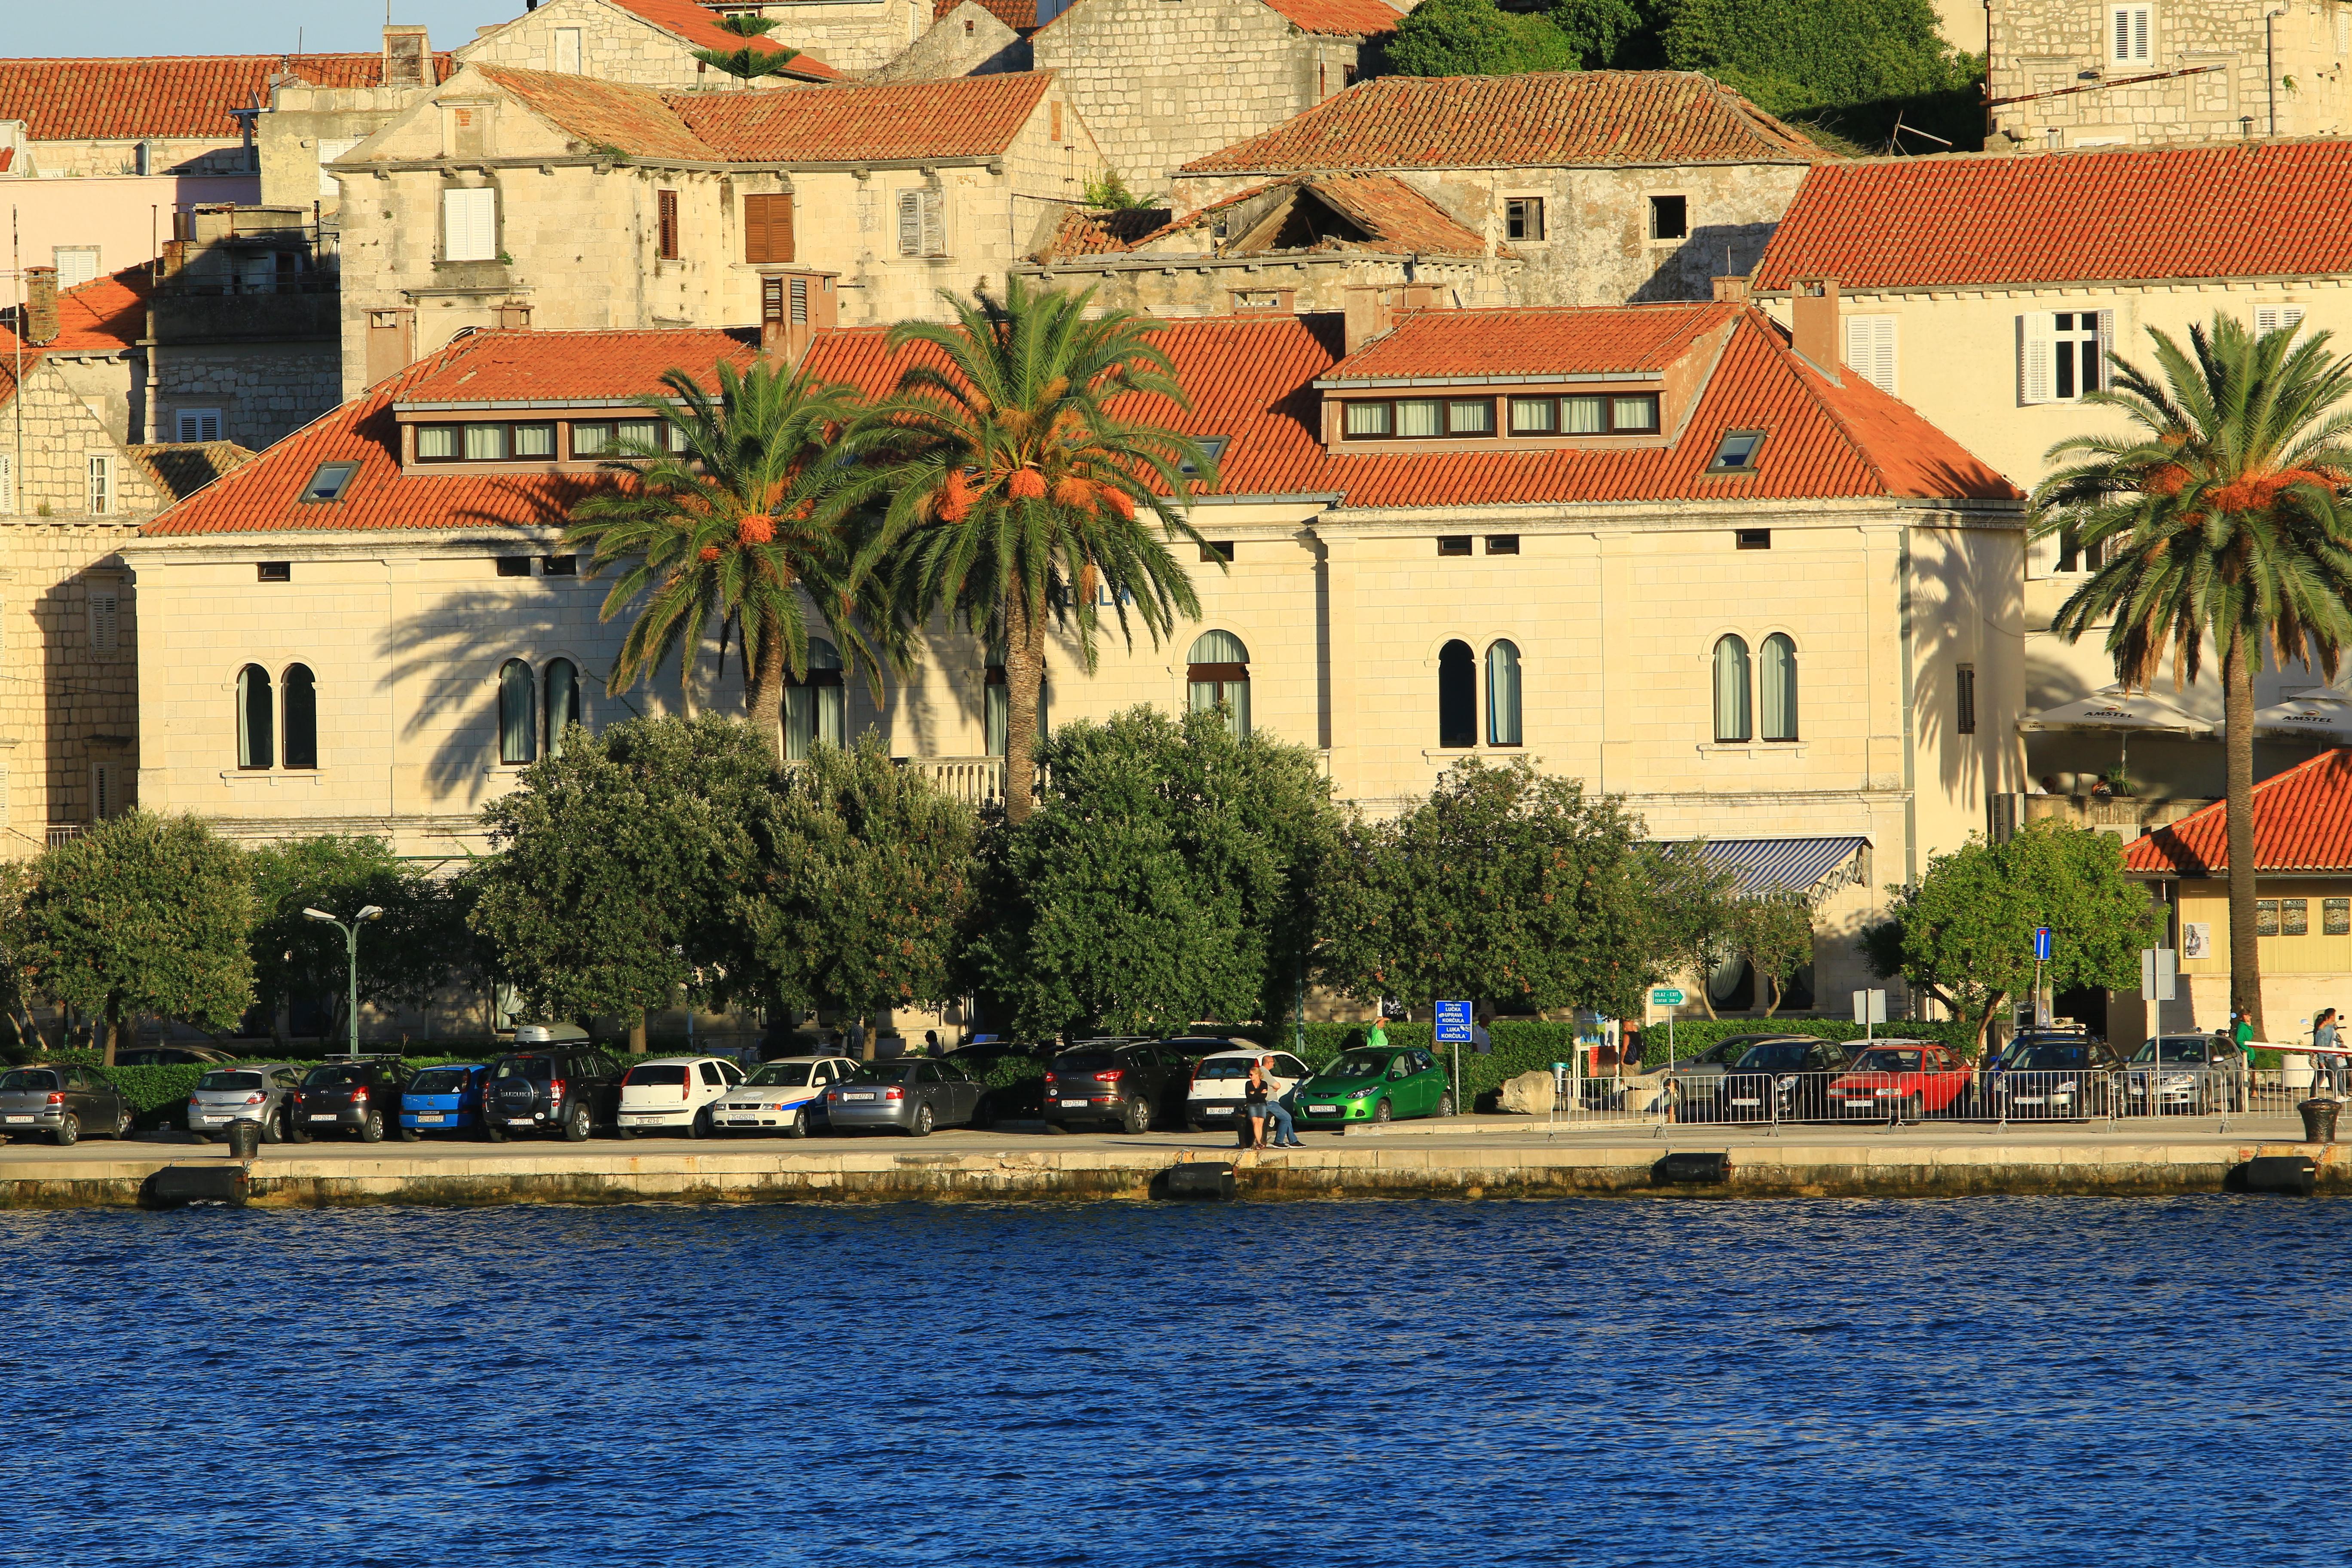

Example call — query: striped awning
[1693,836,1872,896]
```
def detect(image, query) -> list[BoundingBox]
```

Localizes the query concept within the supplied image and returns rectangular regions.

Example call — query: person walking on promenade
[1258,1057,1304,1148]
[925,1029,942,1058]
[2315,1009,2343,1095]
[1241,1057,1273,1149]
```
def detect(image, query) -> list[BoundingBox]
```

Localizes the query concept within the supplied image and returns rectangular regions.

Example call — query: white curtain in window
[545,659,581,755]
[1486,640,1521,746]
[1759,633,1797,741]
[1562,396,1603,434]
[498,659,535,764]
[1396,400,1442,438]
[1712,635,1751,742]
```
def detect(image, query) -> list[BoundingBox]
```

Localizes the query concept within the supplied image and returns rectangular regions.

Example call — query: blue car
[399,1062,490,1140]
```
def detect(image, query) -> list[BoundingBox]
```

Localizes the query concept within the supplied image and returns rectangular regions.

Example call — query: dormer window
[1342,397,1494,440]
[1508,393,1659,436]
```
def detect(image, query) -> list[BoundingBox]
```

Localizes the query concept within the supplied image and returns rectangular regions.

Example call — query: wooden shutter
[790,275,808,325]
[657,188,679,260]
[744,193,794,263]
[897,190,923,256]
[89,590,118,652]
[762,275,784,324]
[1844,315,1896,395]
[922,192,944,258]
[443,187,496,262]
[2017,312,2055,405]
[2256,304,2306,336]
[2094,307,2115,391]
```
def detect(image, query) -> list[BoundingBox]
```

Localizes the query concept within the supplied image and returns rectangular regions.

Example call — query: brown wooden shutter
[744,193,795,264]
[657,188,679,260]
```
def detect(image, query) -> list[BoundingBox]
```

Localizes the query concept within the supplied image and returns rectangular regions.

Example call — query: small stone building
[1173,72,1829,307]
[256,28,456,218]
[871,0,1038,81]
[456,0,851,85]
[1030,0,1401,186]
[332,64,1103,397]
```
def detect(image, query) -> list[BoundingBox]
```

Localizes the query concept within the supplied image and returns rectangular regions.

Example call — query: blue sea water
[0,1195,2341,1567]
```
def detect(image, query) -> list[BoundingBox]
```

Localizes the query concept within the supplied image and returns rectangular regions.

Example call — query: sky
[15,0,517,57]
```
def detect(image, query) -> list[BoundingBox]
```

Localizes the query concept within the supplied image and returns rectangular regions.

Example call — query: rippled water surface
[3,1195,2342,1566]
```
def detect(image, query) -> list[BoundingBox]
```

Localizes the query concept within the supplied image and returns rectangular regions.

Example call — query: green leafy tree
[850,279,1219,822]
[469,717,772,1045]
[1659,0,1973,113]
[1318,758,1654,1019]
[567,358,888,758]
[2032,316,2352,1036]
[1548,0,1649,64]
[1860,821,2160,1055]
[964,707,1338,1038]
[1387,0,1581,74]
[1635,840,1738,1018]
[735,732,977,1033]
[691,12,803,84]
[1727,890,1817,1017]
[248,836,477,1047]
[21,812,253,1065]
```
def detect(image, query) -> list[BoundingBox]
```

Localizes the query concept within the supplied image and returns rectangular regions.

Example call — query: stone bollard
[225,1119,262,1160]
[2297,1097,2340,1144]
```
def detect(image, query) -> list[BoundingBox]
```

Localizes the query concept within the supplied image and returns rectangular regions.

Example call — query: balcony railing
[45,825,88,848]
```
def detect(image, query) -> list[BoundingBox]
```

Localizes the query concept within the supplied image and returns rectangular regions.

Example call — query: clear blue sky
[16,0,516,57]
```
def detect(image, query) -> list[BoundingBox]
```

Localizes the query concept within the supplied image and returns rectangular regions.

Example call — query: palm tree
[848,279,1219,820]
[2033,315,2352,1036]
[565,356,886,758]
[691,12,803,86]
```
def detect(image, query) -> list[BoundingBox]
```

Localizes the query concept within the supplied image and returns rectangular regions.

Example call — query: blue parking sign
[1436,1000,1473,1043]
[2033,926,2054,962]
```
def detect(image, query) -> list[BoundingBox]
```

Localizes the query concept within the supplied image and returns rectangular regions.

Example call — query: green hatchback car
[1291,1046,1454,1127]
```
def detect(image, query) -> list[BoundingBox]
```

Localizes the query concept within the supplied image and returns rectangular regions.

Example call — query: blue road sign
[2033,926,2054,962]
[1435,1000,1473,1043]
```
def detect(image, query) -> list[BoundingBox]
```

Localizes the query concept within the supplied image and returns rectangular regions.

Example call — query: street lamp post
[303,905,384,1056]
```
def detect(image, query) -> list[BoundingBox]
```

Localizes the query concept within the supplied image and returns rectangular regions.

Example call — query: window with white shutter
[2109,4,2152,64]
[88,590,118,653]
[554,26,583,72]
[0,453,13,515]
[2019,309,2112,404]
[175,408,223,443]
[2255,304,2306,337]
[53,246,98,290]
[896,190,944,257]
[317,136,360,199]
[1844,315,1898,395]
[443,187,498,263]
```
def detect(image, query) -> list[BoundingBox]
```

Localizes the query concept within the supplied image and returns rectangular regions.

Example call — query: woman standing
[1241,1058,1272,1150]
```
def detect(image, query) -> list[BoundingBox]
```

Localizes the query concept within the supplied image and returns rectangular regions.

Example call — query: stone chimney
[497,300,532,331]
[1712,274,1751,304]
[1342,285,1396,356]
[1790,277,1840,379]
[22,265,58,346]
[759,270,839,364]
[383,25,434,87]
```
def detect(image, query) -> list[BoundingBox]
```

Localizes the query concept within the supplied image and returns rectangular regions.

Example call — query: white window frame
[2255,303,2306,337]
[443,186,498,263]
[2018,309,2113,406]
[554,26,584,72]
[86,452,113,516]
[896,188,945,258]
[2109,3,2152,65]
[1844,314,1897,395]
[0,452,13,515]
[52,245,99,290]
[317,136,361,199]
[175,407,223,444]
[88,588,118,653]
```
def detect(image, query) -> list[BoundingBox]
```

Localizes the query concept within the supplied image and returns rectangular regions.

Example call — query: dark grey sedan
[823,1057,986,1137]
[0,1064,133,1145]
[1659,1034,1821,1121]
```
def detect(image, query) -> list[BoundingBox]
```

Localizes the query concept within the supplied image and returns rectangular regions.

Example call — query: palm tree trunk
[2224,629,2265,1038]
[1002,599,1046,824]
[745,621,786,762]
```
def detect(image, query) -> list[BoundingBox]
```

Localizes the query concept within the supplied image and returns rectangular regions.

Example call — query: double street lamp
[303,905,384,1056]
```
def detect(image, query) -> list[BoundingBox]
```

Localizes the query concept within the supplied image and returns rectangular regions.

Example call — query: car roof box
[513,1023,592,1045]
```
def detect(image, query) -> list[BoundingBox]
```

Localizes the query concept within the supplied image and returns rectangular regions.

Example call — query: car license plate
[1310,1104,1341,1116]
[1060,1098,1089,1108]
[310,1113,337,1121]
[417,1113,445,1123]
[2015,1096,2045,1105]
[844,1092,877,1102]
[4,1115,29,1124]
[1730,1097,1760,1107]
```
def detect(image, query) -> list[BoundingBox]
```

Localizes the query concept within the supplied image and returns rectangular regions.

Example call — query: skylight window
[1179,435,1231,476]
[300,461,361,503]
[1708,431,1766,474]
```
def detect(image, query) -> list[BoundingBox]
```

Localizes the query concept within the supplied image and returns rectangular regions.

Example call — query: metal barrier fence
[1550,1065,2326,1135]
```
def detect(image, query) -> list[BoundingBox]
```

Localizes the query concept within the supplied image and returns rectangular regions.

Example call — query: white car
[713,1055,863,1138]
[1185,1047,1311,1131]
[616,1055,746,1138]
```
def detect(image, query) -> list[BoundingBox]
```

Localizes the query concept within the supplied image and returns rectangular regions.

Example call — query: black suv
[484,1044,626,1141]
[288,1056,413,1143]
[1042,1039,1185,1133]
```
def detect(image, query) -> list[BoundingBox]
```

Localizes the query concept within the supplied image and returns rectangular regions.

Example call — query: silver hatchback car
[186,1062,304,1143]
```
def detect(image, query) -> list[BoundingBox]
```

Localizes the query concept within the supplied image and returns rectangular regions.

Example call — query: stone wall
[752,0,940,72]
[1019,253,1509,315]
[156,343,341,453]
[870,3,1032,82]
[1989,0,2352,145]
[21,136,250,179]
[260,82,442,216]
[1034,0,1368,186]
[457,0,841,88]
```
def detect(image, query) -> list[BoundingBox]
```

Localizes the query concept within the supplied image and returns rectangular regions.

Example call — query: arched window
[1437,640,1475,748]
[984,657,1048,759]
[282,665,318,770]
[1485,640,1522,747]
[1759,633,1798,741]
[1186,629,1251,740]
[544,658,582,757]
[1712,634,1751,743]
[236,665,273,769]
[499,658,536,764]
[785,639,845,761]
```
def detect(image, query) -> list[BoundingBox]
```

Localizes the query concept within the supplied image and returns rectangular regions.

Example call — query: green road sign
[1650,987,1685,1006]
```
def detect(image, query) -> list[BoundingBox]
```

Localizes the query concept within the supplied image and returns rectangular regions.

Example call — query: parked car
[483,1042,627,1141]
[1186,1048,1311,1132]
[187,1062,304,1142]
[1715,1037,1860,1123]
[2125,1034,2246,1115]
[117,1044,238,1067]
[1824,1041,1971,1121]
[617,1055,749,1138]
[1981,1034,2125,1119]
[1042,1040,1188,1133]
[1292,1046,1453,1128]
[1661,1034,1820,1121]
[399,1063,490,1140]
[0,1063,133,1145]
[824,1057,986,1136]
[945,1042,1050,1123]
[288,1056,413,1143]
[712,1055,862,1137]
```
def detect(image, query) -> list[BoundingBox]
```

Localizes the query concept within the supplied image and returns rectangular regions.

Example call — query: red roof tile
[1032,205,1177,260]
[1757,141,2352,292]
[1033,172,1491,262]
[1180,71,1828,175]
[1258,0,1403,36]
[396,326,758,405]
[2123,748,2352,875]
[671,72,1052,161]
[46,266,152,355]
[608,0,844,74]
[475,66,712,160]
[935,0,1040,30]
[0,54,447,142]
[1326,302,1727,380]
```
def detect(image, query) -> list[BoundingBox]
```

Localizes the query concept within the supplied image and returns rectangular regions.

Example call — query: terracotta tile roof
[609,0,844,75]
[1326,301,1721,380]
[2122,748,2352,875]
[474,65,1051,163]
[0,54,447,142]
[141,328,754,537]
[396,326,758,404]
[800,305,2017,507]
[1257,0,1403,36]
[1756,141,2352,292]
[671,71,1053,161]
[935,0,1040,30]
[1032,205,1177,260]
[126,442,258,503]
[46,266,152,355]
[1032,173,1492,263]
[1180,70,1828,175]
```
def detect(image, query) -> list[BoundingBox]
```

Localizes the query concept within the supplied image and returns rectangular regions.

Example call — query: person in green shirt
[2232,1011,2256,1057]
[1365,1016,1389,1053]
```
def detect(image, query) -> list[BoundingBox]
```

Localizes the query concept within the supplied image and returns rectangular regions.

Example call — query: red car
[1825,1041,1972,1121]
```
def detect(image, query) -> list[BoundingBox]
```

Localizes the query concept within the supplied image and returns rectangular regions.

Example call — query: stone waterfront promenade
[1,1115,2344,1208]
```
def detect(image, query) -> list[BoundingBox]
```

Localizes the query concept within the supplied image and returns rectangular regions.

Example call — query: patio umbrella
[2015,683,2216,783]
[2252,686,2352,744]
